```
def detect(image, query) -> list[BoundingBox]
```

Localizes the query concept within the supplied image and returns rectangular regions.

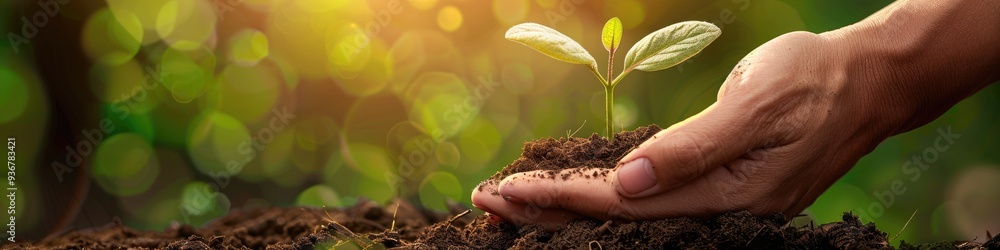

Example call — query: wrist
[820,24,917,142]
[822,1,1000,137]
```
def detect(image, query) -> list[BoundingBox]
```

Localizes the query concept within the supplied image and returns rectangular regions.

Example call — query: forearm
[823,0,1000,136]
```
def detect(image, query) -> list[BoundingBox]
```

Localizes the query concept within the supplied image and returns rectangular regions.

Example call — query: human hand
[471,31,897,229]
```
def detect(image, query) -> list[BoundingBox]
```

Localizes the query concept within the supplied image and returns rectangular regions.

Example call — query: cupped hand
[471,31,897,229]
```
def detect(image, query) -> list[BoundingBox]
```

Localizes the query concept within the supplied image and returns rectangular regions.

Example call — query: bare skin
[471,0,1000,229]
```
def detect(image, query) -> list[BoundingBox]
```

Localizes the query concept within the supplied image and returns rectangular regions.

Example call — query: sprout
[505,18,721,140]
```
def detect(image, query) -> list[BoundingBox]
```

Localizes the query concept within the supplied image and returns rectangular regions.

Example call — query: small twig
[745,226,766,247]
[390,203,400,232]
[323,208,357,237]
[567,120,587,138]
[594,220,612,235]
[448,209,472,225]
[890,209,918,242]
[588,240,603,250]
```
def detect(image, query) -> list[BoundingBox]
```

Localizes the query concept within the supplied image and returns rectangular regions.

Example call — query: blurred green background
[1,0,998,245]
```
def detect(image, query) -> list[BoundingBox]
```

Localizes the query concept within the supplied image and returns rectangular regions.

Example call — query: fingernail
[497,180,526,204]
[502,196,526,204]
[617,158,657,195]
[486,213,503,224]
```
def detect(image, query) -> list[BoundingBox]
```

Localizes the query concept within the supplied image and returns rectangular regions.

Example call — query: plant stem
[606,44,616,141]
[587,64,608,86]
[608,51,614,86]
[610,68,630,87]
[604,84,614,141]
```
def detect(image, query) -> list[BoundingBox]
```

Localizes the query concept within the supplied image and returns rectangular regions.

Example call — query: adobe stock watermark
[51,65,169,182]
[212,0,245,21]
[178,106,296,223]
[545,0,587,27]
[334,0,405,65]
[7,0,71,54]
[385,74,502,192]
[854,126,961,220]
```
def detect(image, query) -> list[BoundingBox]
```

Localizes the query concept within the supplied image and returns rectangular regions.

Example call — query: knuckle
[604,201,636,221]
[664,136,709,182]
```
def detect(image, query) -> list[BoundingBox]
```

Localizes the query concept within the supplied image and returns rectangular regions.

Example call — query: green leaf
[622,21,721,73]
[601,17,623,52]
[505,23,597,67]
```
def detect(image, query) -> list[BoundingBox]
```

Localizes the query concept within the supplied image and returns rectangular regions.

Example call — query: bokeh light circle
[500,63,535,95]
[188,112,252,176]
[82,8,143,65]
[342,142,396,203]
[215,63,281,123]
[408,0,438,10]
[458,117,501,169]
[91,132,159,196]
[325,21,372,75]
[293,0,350,13]
[387,32,427,94]
[418,171,462,211]
[228,29,270,66]
[0,68,29,123]
[295,185,342,208]
[341,116,394,201]
[437,6,463,32]
[492,0,529,25]
[385,121,440,185]
[328,39,394,97]
[88,59,145,103]
[295,115,340,152]
[105,0,172,42]
[613,97,639,129]
[259,125,296,183]
[156,0,216,51]
[161,44,216,103]
[435,141,460,168]
[608,0,645,29]
[404,72,470,139]
[945,166,1000,237]
[534,0,557,8]
[343,142,394,184]
[179,181,232,224]
[113,111,158,141]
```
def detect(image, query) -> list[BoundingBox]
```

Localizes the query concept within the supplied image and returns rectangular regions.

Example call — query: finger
[615,102,766,198]
[496,168,619,220]
[497,168,736,221]
[471,179,583,230]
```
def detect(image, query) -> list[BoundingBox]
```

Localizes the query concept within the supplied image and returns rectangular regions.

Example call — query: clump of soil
[487,124,661,184]
[11,126,999,249]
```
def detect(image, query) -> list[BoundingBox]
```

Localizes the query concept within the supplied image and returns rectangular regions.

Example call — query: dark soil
[7,198,467,249]
[10,126,999,249]
[486,124,662,186]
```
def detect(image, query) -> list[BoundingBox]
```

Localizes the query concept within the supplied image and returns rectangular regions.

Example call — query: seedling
[505,18,721,140]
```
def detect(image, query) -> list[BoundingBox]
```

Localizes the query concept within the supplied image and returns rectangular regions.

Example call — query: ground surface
[9,126,999,249]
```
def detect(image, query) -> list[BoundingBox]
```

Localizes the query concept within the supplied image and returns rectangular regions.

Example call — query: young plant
[505,18,721,140]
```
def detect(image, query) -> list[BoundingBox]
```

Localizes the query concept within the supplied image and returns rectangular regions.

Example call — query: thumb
[614,102,765,198]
